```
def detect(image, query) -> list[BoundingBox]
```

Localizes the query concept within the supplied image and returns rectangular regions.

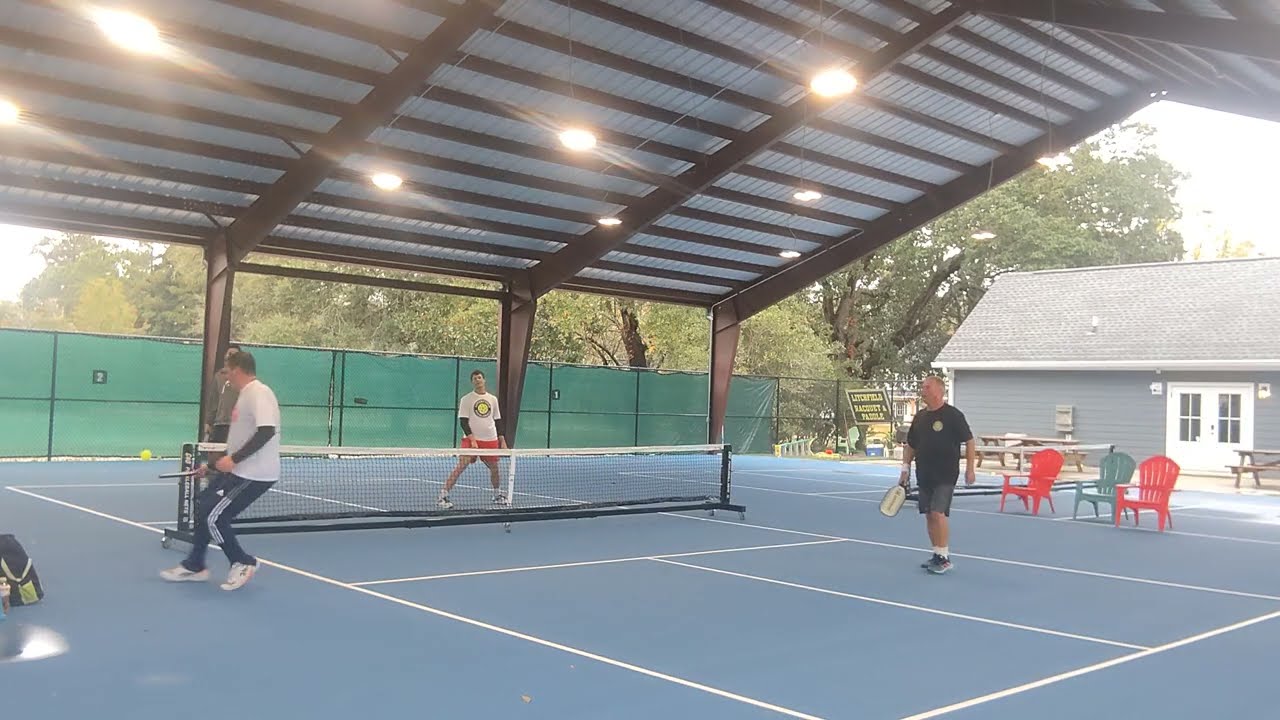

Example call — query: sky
[0,100,1276,303]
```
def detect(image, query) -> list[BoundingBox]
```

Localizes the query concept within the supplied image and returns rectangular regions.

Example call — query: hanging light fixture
[810,69,857,98]
[370,172,403,191]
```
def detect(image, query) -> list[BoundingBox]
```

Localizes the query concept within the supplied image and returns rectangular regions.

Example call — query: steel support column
[708,302,741,445]
[198,235,235,441]
[497,278,536,447]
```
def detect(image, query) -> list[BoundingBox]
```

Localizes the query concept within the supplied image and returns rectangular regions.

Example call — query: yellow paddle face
[880,485,906,517]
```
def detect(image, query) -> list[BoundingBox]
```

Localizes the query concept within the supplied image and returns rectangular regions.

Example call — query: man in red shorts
[438,369,508,508]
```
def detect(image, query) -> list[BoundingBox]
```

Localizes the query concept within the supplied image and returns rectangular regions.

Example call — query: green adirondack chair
[1073,451,1136,520]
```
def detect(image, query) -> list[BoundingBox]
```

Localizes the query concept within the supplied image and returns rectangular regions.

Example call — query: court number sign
[845,388,892,425]
[92,370,108,385]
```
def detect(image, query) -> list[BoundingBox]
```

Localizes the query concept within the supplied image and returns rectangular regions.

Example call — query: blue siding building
[932,258,1280,475]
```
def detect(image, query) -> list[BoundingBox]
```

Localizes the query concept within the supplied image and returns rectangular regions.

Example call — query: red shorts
[461,436,501,465]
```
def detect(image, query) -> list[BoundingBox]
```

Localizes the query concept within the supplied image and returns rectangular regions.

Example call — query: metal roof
[0,0,1275,310]
[933,256,1280,367]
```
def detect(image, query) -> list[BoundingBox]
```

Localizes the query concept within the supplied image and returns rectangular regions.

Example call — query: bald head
[921,376,946,410]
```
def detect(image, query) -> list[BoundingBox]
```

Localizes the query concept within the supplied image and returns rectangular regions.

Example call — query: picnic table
[976,435,1088,472]
[1229,449,1280,488]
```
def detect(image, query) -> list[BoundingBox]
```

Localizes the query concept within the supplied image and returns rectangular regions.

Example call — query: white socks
[934,546,949,558]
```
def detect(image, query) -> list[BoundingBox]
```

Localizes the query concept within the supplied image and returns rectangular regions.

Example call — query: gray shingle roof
[933,257,1280,367]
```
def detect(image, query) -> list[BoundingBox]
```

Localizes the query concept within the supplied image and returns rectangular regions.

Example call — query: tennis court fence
[1,328,898,460]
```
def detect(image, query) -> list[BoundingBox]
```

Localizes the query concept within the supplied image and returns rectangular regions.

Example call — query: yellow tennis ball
[140,449,152,460]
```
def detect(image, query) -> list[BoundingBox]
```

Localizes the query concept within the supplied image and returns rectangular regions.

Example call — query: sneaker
[926,555,953,575]
[160,565,209,583]
[920,555,937,569]
[437,496,454,509]
[221,562,256,591]
[492,492,508,506]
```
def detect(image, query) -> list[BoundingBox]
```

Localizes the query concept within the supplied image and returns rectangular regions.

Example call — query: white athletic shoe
[160,566,209,583]
[221,563,256,591]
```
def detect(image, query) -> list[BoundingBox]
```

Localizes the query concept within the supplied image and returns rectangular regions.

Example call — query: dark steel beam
[527,7,971,296]
[249,242,511,284]
[719,88,1157,324]
[0,202,210,244]
[218,0,499,264]
[734,166,896,212]
[0,140,762,278]
[497,280,536,446]
[1153,0,1280,86]
[199,235,235,441]
[237,262,505,301]
[949,27,1109,102]
[1072,31,1179,81]
[809,119,974,174]
[971,0,1280,63]
[708,303,741,444]
[1161,83,1280,125]
[554,280,719,308]
[982,19,1140,86]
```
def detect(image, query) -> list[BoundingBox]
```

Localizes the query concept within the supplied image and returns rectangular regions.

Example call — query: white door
[1165,383,1254,473]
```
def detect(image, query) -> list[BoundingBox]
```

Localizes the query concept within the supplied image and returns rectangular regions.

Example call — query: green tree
[816,122,1186,380]
[20,233,151,327]
[69,277,137,333]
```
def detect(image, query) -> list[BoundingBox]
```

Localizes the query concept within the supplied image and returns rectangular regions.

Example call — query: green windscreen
[338,352,457,447]
[49,333,202,457]
[0,330,55,457]
[0,329,811,458]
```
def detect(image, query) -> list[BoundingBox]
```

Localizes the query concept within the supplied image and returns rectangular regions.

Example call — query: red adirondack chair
[1115,455,1180,531]
[999,449,1065,515]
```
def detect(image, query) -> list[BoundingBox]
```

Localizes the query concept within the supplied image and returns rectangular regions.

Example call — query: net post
[506,451,517,505]
[719,444,732,504]
[177,442,196,532]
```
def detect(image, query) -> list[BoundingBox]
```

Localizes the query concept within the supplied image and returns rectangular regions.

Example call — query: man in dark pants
[204,344,241,470]
[899,376,976,575]
[162,351,281,591]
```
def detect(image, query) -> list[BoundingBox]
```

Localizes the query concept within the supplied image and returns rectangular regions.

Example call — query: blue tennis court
[4,452,1278,719]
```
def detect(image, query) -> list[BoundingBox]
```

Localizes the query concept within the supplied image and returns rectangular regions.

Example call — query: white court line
[899,606,1280,719]
[351,539,845,586]
[268,488,387,513]
[726,481,1280,546]
[807,490,884,496]
[653,558,1146,651]
[662,513,1280,602]
[734,471,886,489]
[141,521,177,526]
[9,482,173,489]
[5,486,826,720]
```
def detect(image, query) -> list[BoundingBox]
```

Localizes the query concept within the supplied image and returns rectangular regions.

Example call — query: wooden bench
[1227,464,1280,489]
[976,445,1090,473]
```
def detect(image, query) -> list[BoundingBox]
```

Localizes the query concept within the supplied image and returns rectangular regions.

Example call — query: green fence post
[45,333,59,461]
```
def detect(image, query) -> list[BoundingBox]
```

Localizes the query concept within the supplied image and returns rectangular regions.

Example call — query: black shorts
[917,482,956,516]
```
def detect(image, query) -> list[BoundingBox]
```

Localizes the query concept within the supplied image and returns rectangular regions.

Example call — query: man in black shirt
[899,376,976,575]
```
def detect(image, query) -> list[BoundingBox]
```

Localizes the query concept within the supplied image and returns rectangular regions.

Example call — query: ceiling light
[793,190,822,202]
[0,99,19,125]
[92,9,164,54]
[559,128,596,151]
[598,217,621,226]
[779,250,801,259]
[810,69,857,98]
[971,231,996,241]
[370,172,403,191]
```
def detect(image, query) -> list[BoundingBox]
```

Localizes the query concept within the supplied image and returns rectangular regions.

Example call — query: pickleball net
[162,442,741,540]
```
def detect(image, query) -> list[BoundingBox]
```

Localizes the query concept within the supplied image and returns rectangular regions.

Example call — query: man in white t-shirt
[161,350,281,591]
[438,369,507,508]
